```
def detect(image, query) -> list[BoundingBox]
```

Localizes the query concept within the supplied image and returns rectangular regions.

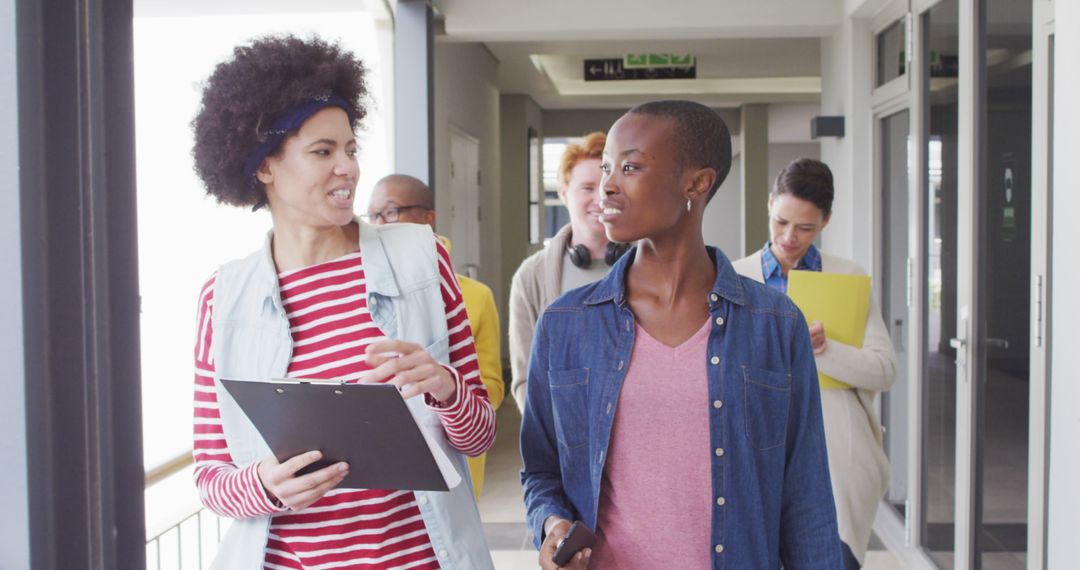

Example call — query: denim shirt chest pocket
[548,368,590,450]
[742,366,792,450]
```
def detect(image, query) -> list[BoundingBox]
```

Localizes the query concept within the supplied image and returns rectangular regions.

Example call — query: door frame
[859,0,1051,567]
[904,2,931,559]
[868,2,937,568]
[13,0,146,566]
[1027,1,1055,568]
[954,0,1050,567]
[870,96,916,542]
[951,0,981,565]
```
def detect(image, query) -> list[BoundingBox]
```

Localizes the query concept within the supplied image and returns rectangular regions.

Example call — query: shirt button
[715,544,725,554]
[418,496,429,506]
[715,316,725,326]
[369,296,378,305]
[713,400,723,409]
[710,356,720,365]
[438,549,448,558]
[716,496,726,506]
[710,293,719,302]
[715,447,725,457]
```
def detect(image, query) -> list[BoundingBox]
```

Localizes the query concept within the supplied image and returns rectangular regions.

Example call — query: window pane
[528,130,542,244]
[134,8,392,541]
[541,138,575,240]
[877,18,908,87]
[879,109,910,520]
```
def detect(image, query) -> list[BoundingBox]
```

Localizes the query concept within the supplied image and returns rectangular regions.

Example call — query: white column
[741,104,769,253]
[0,0,31,566]
[1047,1,1079,567]
[819,15,873,265]
[394,0,434,186]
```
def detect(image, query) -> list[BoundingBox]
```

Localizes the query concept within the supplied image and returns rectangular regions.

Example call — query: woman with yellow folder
[733,158,896,570]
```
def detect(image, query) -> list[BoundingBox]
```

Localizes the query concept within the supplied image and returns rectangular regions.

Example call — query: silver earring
[686,199,692,212]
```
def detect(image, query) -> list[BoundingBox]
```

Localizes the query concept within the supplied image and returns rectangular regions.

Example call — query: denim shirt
[520,246,843,569]
[208,219,493,570]
[761,241,823,293]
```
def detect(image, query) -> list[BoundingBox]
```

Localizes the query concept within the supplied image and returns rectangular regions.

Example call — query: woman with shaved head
[520,100,843,569]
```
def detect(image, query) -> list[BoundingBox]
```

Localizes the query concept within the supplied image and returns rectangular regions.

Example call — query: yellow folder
[786,270,871,390]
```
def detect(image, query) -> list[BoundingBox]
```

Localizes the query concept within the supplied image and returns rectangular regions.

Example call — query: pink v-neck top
[590,319,714,569]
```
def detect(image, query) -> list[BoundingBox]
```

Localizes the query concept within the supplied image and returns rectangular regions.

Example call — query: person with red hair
[509,132,627,409]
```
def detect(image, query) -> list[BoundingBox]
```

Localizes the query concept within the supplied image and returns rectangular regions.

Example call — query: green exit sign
[624,53,695,69]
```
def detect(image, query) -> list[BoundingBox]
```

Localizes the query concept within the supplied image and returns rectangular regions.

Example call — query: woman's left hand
[363,340,457,404]
[809,320,828,355]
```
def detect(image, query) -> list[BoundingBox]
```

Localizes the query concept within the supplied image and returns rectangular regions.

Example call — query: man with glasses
[366,174,505,499]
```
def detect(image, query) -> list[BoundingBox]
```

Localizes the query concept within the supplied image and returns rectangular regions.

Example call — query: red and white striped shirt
[192,241,495,569]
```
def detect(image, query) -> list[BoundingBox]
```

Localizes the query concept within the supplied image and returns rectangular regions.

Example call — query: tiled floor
[477,402,904,569]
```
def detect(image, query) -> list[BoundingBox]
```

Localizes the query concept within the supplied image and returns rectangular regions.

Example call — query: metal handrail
[144,449,225,569]
[145,506,225,570]
[145,450,194,487]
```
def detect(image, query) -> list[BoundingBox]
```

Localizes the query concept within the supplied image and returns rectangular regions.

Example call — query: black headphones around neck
[567,242,631,268]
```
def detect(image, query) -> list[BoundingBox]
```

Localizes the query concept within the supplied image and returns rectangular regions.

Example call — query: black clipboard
[220,379,450,492]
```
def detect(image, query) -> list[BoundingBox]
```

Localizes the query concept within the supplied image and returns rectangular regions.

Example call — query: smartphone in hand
[552,521,597,566]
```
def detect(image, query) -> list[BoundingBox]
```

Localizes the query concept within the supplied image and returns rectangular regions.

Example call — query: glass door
[879,107,911,521]
[871,4,916,539]
[973,0,1033,566]
[949,0,1035,567]
[887,1,1041,567]
[920,1,960,566]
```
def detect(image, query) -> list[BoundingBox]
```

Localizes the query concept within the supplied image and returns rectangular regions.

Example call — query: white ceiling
[436,0,843,42]
[134,0,391,19]
[135,0,835,111]
[482,38,822,109]
[435,0,836,110]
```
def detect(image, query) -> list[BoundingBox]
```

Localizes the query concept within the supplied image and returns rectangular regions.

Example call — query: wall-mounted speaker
[810,116,845,139]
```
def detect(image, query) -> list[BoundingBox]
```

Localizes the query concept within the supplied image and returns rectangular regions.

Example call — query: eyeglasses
[361,204,430,223]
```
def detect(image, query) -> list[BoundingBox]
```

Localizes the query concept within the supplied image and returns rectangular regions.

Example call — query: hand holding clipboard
[256,449,351,511]
[222,379,461,494]
[221,339,465,506]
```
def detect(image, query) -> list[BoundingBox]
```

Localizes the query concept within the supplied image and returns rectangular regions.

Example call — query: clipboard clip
[269,377,350,394]
[271,377,349,385]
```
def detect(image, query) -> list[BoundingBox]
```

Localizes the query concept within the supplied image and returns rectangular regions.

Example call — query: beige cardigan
[508,224,574,410]
[733,249,895,564]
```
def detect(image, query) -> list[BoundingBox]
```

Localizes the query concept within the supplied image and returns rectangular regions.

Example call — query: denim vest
[209,220,494,570]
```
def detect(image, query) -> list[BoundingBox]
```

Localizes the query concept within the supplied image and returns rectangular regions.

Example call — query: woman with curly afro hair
[189,35,496,569]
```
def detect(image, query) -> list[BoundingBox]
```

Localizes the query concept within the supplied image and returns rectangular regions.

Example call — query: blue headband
[242,94,356,189]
